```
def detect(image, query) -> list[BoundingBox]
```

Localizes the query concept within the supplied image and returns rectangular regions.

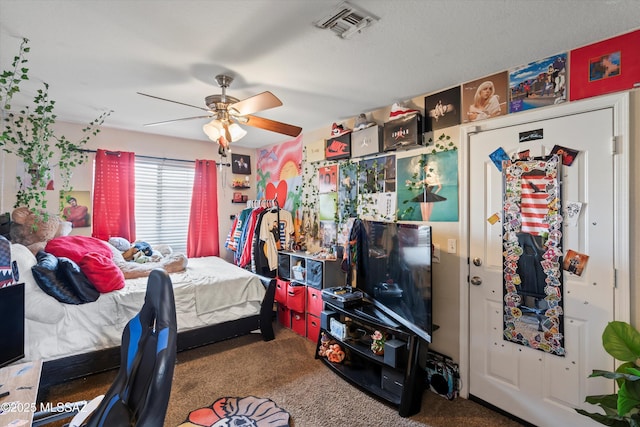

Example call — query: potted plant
[1,38,111,218]
[576,321,640,426]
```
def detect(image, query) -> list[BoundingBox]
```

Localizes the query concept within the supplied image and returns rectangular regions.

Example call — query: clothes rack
[245,198,279,209]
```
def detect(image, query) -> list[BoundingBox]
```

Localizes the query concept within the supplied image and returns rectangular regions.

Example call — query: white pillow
[108,236,131,252]
[11,243,65,323]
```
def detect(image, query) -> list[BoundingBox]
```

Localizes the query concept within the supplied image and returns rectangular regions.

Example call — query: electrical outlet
[447,239,457,254]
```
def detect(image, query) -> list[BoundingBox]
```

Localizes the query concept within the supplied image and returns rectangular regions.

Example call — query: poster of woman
[462,71,508,123]
[397,150,459,222]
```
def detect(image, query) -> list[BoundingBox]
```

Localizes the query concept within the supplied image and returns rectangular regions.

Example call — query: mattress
[11,244,265,362]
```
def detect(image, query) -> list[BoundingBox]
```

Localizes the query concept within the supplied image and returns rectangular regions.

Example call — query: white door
[468,107,616,426]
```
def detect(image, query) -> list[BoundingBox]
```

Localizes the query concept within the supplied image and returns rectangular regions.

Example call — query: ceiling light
[203,120,224,141]
[227,123,247,141]
[202,120,247,143]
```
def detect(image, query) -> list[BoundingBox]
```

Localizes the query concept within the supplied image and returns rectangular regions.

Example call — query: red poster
[569,29,640,101]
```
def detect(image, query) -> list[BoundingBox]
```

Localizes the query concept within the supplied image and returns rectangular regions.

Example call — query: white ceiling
[1,0,639,150]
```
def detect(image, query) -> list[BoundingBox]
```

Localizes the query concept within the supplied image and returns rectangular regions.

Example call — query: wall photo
[508,53,567,113]
[424,86,461,131]
[462,71,508,123]
[60,190,91,228]
[397,150,459,222]
[569,28,640,101]
[231,154,251,175]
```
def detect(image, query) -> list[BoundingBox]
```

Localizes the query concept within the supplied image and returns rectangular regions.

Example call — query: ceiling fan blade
[143,115,212,127]
[137,92,209,112]
[243,115,302,137]
[228,91,282,116]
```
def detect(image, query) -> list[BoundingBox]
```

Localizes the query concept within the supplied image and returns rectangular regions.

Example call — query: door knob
[473,257,482,266]
[470,276,482,286]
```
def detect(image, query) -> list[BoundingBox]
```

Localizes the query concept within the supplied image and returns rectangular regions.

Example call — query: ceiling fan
[137,74,302,156]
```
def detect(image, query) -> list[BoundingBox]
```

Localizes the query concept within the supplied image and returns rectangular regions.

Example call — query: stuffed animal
[9,207,71,254]
[122,246,139,261]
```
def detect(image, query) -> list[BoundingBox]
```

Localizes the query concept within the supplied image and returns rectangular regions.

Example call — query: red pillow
[79,252,125,293]
[45,236,113,264]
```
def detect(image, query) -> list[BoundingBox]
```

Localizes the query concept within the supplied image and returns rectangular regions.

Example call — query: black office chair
[34,268,177,426]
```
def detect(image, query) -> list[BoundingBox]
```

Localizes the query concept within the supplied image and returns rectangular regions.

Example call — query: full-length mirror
[502,156,565,356]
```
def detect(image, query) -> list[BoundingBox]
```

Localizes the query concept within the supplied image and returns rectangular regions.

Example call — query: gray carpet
[41,325,525,427]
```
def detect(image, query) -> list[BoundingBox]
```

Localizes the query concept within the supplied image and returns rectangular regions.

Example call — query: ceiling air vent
[314,1,379,39]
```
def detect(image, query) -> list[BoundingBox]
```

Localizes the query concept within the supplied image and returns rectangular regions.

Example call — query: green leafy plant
[576,321,640,426]
[1,38,111,216]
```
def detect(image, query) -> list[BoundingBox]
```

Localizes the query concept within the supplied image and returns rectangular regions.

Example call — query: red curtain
[92,149,136,241]
[187,159,219,258]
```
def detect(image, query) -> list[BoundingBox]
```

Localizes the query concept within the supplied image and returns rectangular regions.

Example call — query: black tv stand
[353,302,400,328]
[317,300,425,417]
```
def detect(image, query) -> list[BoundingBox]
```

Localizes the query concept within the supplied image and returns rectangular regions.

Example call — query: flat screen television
[0,282,25,368]
[355,220,433,343]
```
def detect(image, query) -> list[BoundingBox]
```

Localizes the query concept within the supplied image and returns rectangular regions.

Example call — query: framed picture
[232,192,243,203]
[231,154,251,175]
[424,86,460,131]
[508,53,567,113]
[569,29,640,101]
[462,71,508,123]
[318,165,337,193]
[60,190,91,228]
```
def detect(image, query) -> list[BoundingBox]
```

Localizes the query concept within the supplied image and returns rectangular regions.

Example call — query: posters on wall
[462,71,509,123]
[256,135,302,213]
[508,53,567,113]
[318,165,337,193]
[396,150,459,222]
[424,86,461,132]
[569,28,640,101]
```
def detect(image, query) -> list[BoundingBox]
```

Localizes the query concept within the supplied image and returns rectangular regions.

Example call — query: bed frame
[38,275,276,390]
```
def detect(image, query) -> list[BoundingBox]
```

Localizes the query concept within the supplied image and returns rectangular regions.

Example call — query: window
[134,158,194,254]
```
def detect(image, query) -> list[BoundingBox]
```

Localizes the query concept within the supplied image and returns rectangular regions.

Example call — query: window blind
[134,158,195,254]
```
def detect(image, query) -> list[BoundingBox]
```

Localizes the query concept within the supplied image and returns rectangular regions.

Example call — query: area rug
[178,396,290,427]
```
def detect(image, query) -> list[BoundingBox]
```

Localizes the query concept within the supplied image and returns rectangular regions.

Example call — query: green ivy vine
[1,37,111,218]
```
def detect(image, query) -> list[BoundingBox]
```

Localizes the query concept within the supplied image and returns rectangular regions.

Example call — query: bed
[10,242,275,388]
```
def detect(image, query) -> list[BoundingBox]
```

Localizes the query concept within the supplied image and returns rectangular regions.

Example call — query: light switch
[447,239,457,254]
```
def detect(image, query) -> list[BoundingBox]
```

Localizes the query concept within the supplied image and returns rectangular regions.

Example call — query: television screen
[0,282,25,368]
[358,221,433,342]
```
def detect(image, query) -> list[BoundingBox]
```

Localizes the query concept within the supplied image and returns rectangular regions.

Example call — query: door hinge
[611,135,619,155]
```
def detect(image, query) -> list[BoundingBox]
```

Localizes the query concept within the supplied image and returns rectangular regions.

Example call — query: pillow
[56,221,73,238]
[45,235,113,264]
[79,252,125,293]
[10,244,65,323]
[31,251,83,305]
[108,236,131,252]
[57,257,100,303]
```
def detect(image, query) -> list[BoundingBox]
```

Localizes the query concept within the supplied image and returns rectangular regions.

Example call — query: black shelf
[320,357,401,405]
[323,329,385,366]
[317,301,425,417]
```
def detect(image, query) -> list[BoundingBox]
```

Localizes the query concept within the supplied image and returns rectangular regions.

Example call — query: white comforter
[11,244,265,362]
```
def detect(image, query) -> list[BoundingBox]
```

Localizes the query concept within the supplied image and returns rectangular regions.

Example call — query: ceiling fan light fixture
[203,119,224,141]
[228,123,247,141]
